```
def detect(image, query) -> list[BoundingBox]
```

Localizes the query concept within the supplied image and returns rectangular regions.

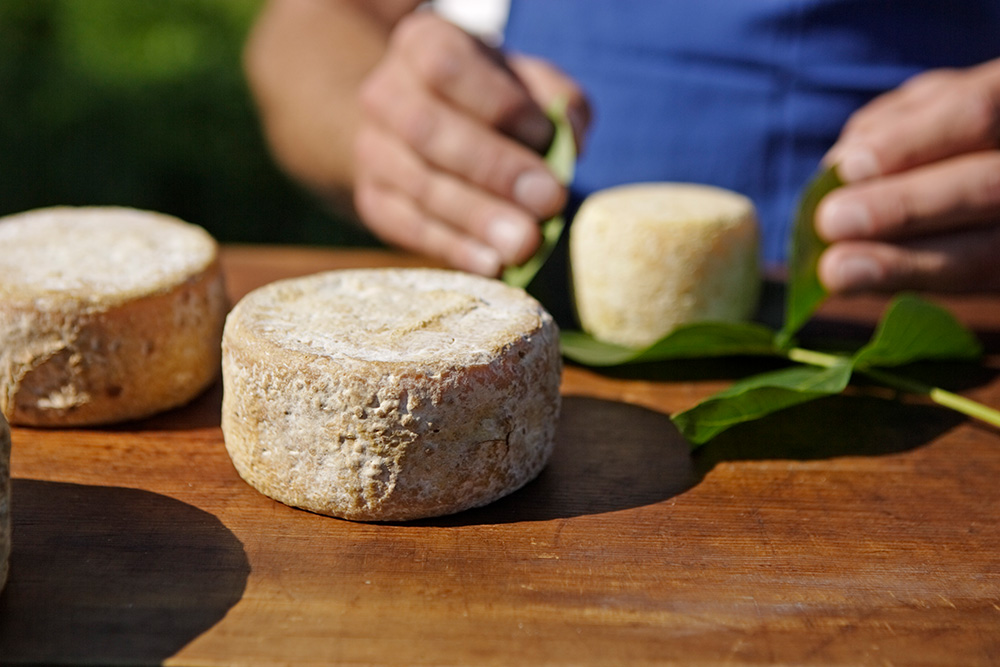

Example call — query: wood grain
[2,246,999,665]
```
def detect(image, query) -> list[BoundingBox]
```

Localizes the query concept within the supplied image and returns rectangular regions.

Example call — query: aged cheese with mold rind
[221,268,561,521]
[0,207,227,426]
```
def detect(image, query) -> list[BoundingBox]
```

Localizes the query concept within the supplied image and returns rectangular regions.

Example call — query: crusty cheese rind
[0,412,9,593]
[221,268,561,521]
[0,207,227,426]
[570,183,760,348]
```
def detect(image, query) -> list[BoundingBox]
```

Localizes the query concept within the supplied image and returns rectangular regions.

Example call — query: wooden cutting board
[1,246,998,665]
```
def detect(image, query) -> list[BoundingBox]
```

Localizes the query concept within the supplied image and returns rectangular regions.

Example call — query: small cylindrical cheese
[570,183,760,348]
[222,268,562,521]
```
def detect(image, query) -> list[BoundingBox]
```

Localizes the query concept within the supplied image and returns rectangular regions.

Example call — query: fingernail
[834,255,883,291]
[466,244,501,277]
[836,147,880,182]
[487,216,528,262]
[818,196,872,240]
[514,169,561,214]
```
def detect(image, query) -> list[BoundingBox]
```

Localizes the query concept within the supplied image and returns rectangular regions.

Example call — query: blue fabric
[503,1,1000,265]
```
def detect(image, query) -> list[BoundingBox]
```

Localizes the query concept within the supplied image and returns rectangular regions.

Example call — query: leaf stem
[861,367,1000,429]
[785,346,1000,429]
[785,347,842,368]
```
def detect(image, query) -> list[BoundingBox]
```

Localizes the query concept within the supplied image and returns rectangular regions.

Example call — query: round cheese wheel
[222,268,561,521]
[0,207,227,426]
[0,412,8,593]
[570,183,761,348]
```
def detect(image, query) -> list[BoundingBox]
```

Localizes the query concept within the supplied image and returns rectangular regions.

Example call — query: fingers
[353,11,590,274]
[361,13,565,218]
[355,179,505,277]
[360,63,565,219]
[393,12,555,152]
[818,224,1000,293]
[817,151,1000,242]
[816,60,1000,295]
[816,151,1000,294]
[354,123,540,270]
[826,60,1000,182]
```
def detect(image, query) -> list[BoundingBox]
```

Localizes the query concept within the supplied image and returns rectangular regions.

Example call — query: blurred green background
[0,0,375,246]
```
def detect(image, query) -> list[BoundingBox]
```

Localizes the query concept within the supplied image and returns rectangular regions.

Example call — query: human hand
[816,58,1000,293]
[353,12,589,275]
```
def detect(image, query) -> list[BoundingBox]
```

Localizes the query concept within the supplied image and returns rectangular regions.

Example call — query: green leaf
[560,321,779,366]
[502,98,576,289]
[542,99,576,185]
[852,293,982,368]
[671,360,854,446]
[779,166,844,345]
[674,294,986,447]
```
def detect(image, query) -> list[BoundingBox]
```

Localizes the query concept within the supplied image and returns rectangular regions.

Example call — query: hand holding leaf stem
[354,11,590,276]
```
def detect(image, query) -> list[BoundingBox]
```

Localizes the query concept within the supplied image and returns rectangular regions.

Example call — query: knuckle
[489,93,535,128]
[353,180,383,228]
[395,100,438,153]
[463,138,548,203]
[390,12,437,53]
[411,213,472,270]
[352,125,379,167]
[356,130,434,210]
[358,66,390,115]
[979,158,1000,206]
[411,37,463,91]
[964,85,1000,147]
[465,140,517,192]
[405,162,434,207]
[865,131,911,172]
[838,115,867,140]
[441,240,470,270]
[839,107,882,141]
[874,188,915,236]
[351,127,390,183]
[904,67,959,93]
[354,181,421,251]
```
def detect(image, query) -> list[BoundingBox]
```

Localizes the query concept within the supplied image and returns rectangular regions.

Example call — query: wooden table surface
[2,245,999,665]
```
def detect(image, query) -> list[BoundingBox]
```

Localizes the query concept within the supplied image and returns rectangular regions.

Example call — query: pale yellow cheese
[570,183,761,347]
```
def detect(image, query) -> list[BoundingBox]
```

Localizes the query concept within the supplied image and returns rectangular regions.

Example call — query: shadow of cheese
[415,386,966,526]
[0,480,248,665]
[107,378,225,432]
[411,395,699,525]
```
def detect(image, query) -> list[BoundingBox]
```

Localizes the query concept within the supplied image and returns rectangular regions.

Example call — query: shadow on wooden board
[423,389,964,526]
[106,378,224,432]
[693,391,965,474]
[414,396,699,526]
[0,480,249,665]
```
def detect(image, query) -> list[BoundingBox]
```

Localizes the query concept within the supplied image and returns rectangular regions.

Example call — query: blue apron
[503,0,1000,265]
